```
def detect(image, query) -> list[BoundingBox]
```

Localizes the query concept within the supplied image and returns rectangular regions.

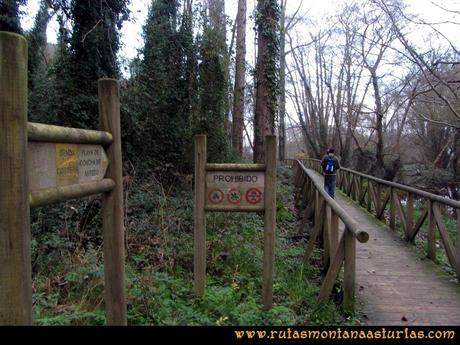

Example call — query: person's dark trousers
[324,174,337,198]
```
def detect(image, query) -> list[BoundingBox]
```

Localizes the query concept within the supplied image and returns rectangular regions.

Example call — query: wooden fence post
[0,31,33,325]
[457,209,460,276]
[366,181,372,212]
[427,200,436,262]
[406,192,414,241]
[98,78,127,325]
[262,135,277,310]
[323,205,331,270]
[344,228,356,312]
[389,187,395,230]
[194,135,207,297]
[330,210,339,263]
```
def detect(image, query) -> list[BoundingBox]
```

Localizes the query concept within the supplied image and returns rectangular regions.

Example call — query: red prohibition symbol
[227,188,242,205]
[245,188,263,205]
[208,188,224,204]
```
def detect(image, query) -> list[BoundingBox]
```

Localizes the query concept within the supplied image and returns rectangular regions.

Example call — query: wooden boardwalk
[308,169,460,325]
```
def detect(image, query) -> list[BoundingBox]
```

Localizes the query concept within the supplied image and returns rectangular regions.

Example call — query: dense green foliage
[31,168,356,325]
[55,0,129,129]
[124,0,192,172]
[193,17,230,163]
[121,0,231,174]
[0,0,26,33]
[26,1,53,123]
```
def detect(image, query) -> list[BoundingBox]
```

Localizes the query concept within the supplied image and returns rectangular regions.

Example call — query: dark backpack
[325,156,335,174]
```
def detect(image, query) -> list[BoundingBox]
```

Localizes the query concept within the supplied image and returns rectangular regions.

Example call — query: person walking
[321,148,340,198]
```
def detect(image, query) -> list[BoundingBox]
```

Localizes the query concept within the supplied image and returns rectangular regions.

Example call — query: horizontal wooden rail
[205,205,265,213]
[303,157,460,280]
[28,122,113,145]
[205,163,266,171]
[305,158,460,209]
[293,160,369,312]
[29,178,115,208]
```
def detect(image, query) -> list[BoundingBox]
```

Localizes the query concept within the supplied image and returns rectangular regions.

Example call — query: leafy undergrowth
[31,166,357,325]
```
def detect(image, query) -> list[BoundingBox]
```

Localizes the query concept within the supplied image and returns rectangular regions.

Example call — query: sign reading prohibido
[206,171,265,208]
[194,134,277,310]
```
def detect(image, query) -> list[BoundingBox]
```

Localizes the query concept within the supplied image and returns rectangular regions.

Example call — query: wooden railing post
[427,200,436,262]
[323,205,331,270]
[0,31,33,325]
[98,79,127,325]
[457,209,460,276]
[366,181,372,212]
[344,228,356,312]
[263,135,277,310]
[330,210,339,263]
[406,192,414,241]
[389,187,395,230]
[194,135,207,297]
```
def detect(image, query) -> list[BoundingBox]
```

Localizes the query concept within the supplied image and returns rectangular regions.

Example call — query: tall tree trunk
[278,0,286,161]
[254,0,279,163]
[370,69,385,171]
[232,0,246,158]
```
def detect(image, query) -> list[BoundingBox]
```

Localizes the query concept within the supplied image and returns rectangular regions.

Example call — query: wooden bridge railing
[292,160,369,312]
[300,157,460,280]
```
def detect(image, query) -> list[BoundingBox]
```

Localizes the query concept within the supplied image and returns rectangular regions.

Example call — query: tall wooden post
[262,135,277,309]
[98,79,127,325]
[0,32,32,325]
[194,135,207,296]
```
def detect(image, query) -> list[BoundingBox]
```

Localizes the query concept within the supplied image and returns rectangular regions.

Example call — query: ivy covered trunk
[232,0,246,158]
[254,0,280,164]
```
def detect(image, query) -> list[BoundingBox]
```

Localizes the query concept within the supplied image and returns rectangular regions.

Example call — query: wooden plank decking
[308,169,460,325]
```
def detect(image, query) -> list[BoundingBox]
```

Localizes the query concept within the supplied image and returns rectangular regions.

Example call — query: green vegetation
[31,167,355,325]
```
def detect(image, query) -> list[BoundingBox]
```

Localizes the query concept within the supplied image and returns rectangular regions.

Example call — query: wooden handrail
[296,160,368,243]
[28,122,113,145]
[305,158,460,209]
[30,178,115,208]
[293,160,369,312]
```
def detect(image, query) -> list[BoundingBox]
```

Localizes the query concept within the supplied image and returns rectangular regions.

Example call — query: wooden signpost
[0,32,126,325]
[194,135,277,309]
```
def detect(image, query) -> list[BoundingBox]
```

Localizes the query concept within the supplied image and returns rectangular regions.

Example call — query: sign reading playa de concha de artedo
[28,142,109,191]
[194,134,277,311]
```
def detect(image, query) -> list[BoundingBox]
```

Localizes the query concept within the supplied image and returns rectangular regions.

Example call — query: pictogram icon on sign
[208,188,224,204]
[227,188,242,205]
[246,188,263,205]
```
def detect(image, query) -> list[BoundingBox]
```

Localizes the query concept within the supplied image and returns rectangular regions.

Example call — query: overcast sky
[21,0,459,62]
